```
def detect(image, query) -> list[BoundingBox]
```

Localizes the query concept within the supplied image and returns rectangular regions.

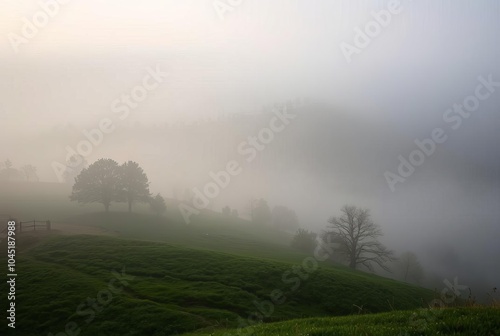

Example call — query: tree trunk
[349,258,357,269]
[349,244,357,269]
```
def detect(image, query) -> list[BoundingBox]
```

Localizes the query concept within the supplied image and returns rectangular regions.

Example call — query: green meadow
[0,182,498,335]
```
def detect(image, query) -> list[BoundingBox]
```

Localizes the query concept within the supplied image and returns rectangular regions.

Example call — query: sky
[1,0,498,127]
[1,0,499,294]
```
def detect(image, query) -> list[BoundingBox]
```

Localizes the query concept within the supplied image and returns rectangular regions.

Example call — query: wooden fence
[18,220,51,232]
[0,215,51,236]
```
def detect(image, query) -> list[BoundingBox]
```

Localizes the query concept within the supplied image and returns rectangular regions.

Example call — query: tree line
[70,158,423,284]
[0,159,39,182]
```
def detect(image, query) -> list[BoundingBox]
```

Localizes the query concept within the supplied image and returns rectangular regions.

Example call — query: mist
[1,0,500,309]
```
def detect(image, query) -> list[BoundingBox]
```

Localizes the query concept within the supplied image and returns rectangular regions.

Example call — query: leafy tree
[222,206,231,216]
[150,193,167,216]
[222,206,239,218]
[118,161,151,212]
[291,228,317,253]
[70,158,121,212]
[250,198,272,225]
[272,206,300,232]
[397,251,424,284]
[325,205,394,271]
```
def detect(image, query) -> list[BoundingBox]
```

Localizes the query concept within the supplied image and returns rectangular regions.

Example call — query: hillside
[3,185,495,335]
[62,211,306,262]
[0,235,435,336]
[185,307,500,336]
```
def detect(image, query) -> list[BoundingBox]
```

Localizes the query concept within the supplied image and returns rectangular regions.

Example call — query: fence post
[47,220,51,231]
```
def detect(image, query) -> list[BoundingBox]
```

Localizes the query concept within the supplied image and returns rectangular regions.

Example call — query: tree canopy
[250,198,272,225]
[70,158,151,212]
[119,161,151,212]
[272,205,300,232]
[70,158,122,212]
[150,193,167,216]
[291,228,317,253]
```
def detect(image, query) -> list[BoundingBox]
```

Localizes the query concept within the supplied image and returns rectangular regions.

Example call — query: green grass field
[1,182,498,335]
[184,307,500,335]
[1,235,438,336]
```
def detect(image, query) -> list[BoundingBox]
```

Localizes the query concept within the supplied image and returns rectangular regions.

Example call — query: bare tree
[398,251,424,284]
[326,205,394,271]
[21,165,38,182]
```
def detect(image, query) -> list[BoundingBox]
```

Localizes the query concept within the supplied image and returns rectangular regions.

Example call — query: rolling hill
[0,234,436,336]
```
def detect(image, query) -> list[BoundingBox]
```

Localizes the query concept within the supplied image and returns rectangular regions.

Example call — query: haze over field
[1,0,499,313]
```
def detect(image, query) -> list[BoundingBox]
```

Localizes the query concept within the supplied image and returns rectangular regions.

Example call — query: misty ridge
[1,1,500,335]
[2,97,499,300]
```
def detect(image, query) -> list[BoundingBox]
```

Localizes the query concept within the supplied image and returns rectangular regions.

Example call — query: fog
[1,0,499,300]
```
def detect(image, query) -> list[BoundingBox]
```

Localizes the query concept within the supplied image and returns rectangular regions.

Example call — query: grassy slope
[1,181,297,261]
[185,307,500,336]
[63,211,308,263]
[0,235,435,336]
[4,183,491,335]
